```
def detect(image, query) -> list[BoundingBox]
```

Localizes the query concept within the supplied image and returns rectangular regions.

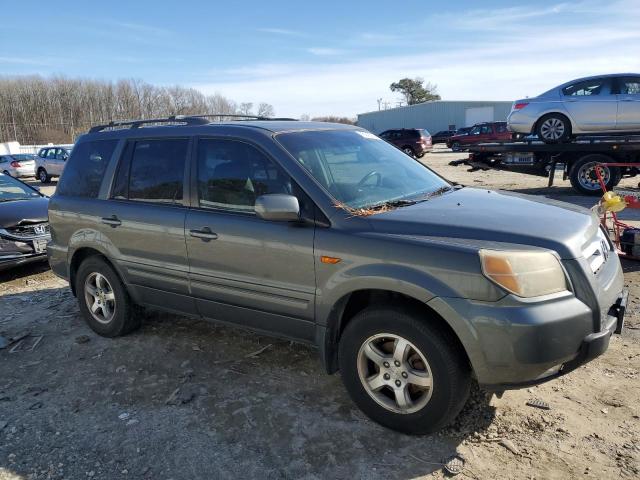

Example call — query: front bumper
[492,288,627,389]
[0,232,51,271]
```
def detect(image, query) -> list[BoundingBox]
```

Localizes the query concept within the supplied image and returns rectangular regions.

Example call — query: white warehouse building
[356,100,513,135]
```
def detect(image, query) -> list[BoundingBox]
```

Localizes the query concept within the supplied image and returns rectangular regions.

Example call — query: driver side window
[196,139,292,213]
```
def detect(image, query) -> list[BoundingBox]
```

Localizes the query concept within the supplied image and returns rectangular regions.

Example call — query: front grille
[3,223,50,239]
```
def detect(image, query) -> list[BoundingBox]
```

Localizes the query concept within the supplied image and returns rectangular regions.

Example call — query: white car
[0,154,37,178]
[35,146,72,183]
[508,73,640,143]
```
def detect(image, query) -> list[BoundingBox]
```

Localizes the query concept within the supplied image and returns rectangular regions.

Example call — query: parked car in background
[508,73,640,143]
[48,117,625,434]
[447,122,511,151]
[0,173,50,270]
[0,154,37,178]
[378,128,432,157]
[35,146,72,183]
[430,130,457,144]
[455,126,473,136]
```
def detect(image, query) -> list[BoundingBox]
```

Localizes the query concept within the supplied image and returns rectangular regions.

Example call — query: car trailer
[460,135,640,195]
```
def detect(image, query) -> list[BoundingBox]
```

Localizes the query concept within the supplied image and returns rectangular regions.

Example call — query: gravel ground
[1,147,639,479]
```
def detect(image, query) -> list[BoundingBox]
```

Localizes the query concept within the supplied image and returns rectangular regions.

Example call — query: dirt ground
[1,146,639,480]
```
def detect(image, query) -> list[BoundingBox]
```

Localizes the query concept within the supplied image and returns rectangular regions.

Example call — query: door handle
[101,215,121,227]
[189,227,218,240]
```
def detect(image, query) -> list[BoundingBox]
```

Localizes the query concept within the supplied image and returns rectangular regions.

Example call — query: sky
[1,0,640,118]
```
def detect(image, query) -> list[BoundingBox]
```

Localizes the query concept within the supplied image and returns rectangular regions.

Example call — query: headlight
[479,250,568,298]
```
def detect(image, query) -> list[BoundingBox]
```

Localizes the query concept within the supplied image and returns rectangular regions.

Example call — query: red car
[378,128,432,157]
[446,122,511,152]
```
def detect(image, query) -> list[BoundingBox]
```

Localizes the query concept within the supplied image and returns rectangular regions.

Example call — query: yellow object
[601,191,627,213]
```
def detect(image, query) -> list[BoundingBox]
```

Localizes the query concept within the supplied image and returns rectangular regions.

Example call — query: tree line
[0,76,275,144]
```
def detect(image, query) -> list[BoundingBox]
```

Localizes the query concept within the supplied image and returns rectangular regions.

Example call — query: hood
[0,197,49,229]
[368,188,597,259]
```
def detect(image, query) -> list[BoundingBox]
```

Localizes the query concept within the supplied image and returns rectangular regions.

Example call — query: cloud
[307,48,349,56]
[0,56,53,66]
[258,27,304,36]
[105,20,172,36]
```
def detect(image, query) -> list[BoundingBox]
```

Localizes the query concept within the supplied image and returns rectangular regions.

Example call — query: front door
[615,76,640,131]
[185,137,316,341]
[562,77,617,132]
[102,137,195,313]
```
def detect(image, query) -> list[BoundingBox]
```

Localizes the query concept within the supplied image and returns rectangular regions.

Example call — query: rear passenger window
[563,79,605,96]
[112,138,188,205]
[56,140,117,198]
[196,139,291,212]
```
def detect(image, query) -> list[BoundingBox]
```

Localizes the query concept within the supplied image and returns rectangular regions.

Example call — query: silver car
[0,154,37,178]
[508,73,640,143]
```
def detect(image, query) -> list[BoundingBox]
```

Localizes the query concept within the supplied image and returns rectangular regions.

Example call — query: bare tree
[0,76,279,144]
[257,103,274,118]
[239,102,254,116]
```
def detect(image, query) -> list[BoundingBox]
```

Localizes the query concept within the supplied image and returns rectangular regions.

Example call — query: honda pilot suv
[48,116,626,434]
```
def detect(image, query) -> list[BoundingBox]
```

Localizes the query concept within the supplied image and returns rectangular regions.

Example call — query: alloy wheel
[357,333,434,414]
[540,117,565,140]
[84,272,116,324]
[39,170,47,182]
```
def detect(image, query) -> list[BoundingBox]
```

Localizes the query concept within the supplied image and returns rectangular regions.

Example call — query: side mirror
[255,194,300,222]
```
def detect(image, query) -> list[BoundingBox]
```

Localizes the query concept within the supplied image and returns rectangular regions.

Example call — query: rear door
[615,76,640,131]
[561,77,617,131]
[184,137,316,341]
[103,137,195,313]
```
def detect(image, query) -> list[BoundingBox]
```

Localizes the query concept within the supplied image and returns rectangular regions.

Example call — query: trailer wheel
[569,155,621,195]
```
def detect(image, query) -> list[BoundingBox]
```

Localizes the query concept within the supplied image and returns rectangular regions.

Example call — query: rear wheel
[536,113,572,143]
[338,306,471,434]
[569,154,621,195]
[451,142,462,152]
[402,146,415,157]
[37,168,51,184]
[75,256,142,337]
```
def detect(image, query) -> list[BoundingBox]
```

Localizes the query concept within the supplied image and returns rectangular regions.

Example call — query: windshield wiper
[365,198,419,211]
[412,185,454,203]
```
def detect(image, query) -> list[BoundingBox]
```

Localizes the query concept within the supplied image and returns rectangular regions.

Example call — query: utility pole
[382,101,391,110]
[377,98,383,111]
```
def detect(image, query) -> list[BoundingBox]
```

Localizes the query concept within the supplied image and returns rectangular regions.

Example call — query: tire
[536,113,572,143]
[2,170,10,176]
[75,256,141,337]
[569,154,621,195]
[338,306,471,435]
[37,168,51,184]
[451,142,462,152]
[402,146,415,157]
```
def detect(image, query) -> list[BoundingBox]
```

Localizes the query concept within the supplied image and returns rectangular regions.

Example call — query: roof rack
[89,115,210,133]
[88,114,298,133]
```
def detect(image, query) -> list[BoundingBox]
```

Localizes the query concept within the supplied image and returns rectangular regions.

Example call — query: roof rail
[188,114,298,121]
[88,114,298,133]
[89,115,210,133]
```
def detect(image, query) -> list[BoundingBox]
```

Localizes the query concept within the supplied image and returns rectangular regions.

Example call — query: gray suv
[48,116,627,434]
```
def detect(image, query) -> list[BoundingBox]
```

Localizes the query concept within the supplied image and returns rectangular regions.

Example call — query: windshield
[11,154,37,161]
[277,130,449,209]
[0,175,41,202]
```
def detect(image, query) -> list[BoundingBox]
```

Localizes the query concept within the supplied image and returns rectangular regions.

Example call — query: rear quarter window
[55,139,118,198]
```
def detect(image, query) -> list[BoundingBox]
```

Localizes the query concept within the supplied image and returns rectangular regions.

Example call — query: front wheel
[569,155,621,195]
[38,168,51,184]
[338,307,471,434]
